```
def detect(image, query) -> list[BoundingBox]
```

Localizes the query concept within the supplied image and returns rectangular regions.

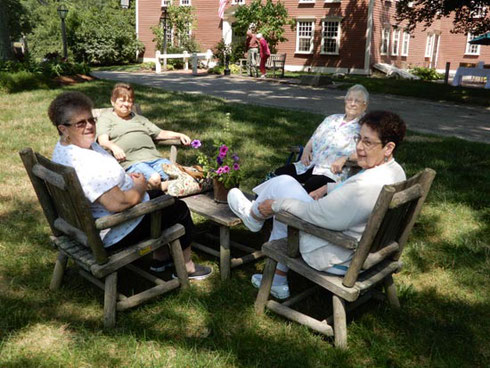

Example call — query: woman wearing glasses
[228,111,406,299]
[273,84,369,198]
[49,91,212,279]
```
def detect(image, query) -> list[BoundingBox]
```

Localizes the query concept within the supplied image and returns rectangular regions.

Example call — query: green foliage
[396,0,490,35]
[409,66,443,81]
[207,64,240,75]
[25,0,143,65]
[0,56,90,78]
[152,5,200,54]
[213,39,246,65]
[233,0,294,53]
[0,71,52,93]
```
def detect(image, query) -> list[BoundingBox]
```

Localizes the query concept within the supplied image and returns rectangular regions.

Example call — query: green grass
[0,80,489,367]
[279,72,490,107]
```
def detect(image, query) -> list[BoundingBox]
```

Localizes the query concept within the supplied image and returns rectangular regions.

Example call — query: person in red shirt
[245,30,259,76]
[257,33,270,78]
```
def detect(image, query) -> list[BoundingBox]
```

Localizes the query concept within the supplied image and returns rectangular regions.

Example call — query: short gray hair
[48,91,94,135]
[346,84,369,105]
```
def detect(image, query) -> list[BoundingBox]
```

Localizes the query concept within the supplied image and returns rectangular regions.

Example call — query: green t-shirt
[96,111,163,169]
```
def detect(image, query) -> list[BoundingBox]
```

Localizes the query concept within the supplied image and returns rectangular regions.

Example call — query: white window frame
[296,19,315,54]
[180,0,191,6]
[321,18,341,55]
[391,28,400,56]
[425,33,435,58]
[231,0,245,4]
[299,0,315,3]
[465,33,481,55]
[161,0,171,7]
[324,0,341,3]
[401,30,410,57]
[381,27,390,55]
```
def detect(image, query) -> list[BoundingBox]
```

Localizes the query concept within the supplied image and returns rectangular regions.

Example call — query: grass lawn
[0,80,489,367]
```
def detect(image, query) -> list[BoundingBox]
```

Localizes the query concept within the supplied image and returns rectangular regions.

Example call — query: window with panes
[321,20,340,54]
[296,21,314,53]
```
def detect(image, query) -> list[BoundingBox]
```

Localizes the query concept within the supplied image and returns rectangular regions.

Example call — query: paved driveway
[92,71,490,144]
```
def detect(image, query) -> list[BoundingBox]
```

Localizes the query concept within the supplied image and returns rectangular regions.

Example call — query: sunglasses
[63,117,97,129]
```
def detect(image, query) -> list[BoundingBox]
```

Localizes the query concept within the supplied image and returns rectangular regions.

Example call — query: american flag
[218,0,227,19]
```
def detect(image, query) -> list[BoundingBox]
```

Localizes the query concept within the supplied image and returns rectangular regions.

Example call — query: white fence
[155,49,214,74]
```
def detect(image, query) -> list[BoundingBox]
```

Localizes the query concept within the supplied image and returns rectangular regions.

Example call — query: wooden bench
[247,53,287,78]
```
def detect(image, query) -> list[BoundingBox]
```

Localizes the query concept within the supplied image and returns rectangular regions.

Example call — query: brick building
[136,0,490,74]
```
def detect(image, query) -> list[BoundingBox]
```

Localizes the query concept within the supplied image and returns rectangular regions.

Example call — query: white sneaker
[251,273,290,300]
[227,188,263,232]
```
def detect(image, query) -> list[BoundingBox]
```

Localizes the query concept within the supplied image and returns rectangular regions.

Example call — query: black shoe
[173,264,212,281]
[150,259,174,272]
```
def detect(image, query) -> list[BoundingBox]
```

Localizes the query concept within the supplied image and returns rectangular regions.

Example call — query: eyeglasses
[354,135,383,150]
[345,97,365,106]
[63,117,97,129]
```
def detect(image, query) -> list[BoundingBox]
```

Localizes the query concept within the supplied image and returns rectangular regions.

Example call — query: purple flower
[233,163,240,171]
[216,156,223,165]
[191,139,201,148]
[222,165,230,173]
[219,145,228,156]
[232,154,239,162]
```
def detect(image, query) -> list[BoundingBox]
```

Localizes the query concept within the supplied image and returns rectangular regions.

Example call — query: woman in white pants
[228,111,407,299]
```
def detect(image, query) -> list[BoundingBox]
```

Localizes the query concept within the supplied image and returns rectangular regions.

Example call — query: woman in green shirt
[97,83,191,192]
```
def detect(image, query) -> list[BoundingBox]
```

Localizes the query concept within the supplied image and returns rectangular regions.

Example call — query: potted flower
[191,138,242,203]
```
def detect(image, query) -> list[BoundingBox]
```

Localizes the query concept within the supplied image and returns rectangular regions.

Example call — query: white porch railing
[155,49,214,75]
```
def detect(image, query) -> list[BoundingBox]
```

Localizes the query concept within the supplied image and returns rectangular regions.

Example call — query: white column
[222,20,232,47]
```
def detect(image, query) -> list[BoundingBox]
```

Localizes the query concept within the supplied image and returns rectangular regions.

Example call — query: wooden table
[182,192,264,280]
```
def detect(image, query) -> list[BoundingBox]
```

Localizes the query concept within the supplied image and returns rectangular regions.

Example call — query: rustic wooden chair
[254,168,436,348]
[92,103,181,163]
[19,147,190,328]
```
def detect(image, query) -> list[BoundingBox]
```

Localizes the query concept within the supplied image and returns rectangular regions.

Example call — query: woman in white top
[49,91,211,280]
[274,84,369,196]
[228,111,407,299]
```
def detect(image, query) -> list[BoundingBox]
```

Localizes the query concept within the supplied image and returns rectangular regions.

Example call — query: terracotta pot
[212,179,230,204]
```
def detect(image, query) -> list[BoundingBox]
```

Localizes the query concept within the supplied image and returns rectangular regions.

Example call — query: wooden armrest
[275,211,358,250]
[95,195,175,230]
[156,139,181,146]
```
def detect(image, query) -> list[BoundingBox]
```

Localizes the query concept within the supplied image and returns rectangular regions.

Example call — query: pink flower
[233,163,240,171]
[219,145,228,156]
[222,165,230,173]
[216,167,224,175]
[191,139,201,148]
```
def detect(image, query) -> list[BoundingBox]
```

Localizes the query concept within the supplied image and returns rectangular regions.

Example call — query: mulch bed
[54,74,96,85]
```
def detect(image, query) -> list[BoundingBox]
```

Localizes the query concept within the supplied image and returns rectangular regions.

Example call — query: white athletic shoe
[251,273,290,300]
[227,188,264,232]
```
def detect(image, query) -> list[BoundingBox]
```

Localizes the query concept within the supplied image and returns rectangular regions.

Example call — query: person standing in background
[245,29,259,76]
[257,33,270,79]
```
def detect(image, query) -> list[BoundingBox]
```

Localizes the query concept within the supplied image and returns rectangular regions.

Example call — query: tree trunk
[0,1,14,60]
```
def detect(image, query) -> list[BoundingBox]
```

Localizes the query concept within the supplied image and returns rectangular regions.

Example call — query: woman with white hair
[256,33,270,78]
[273,84,369,199]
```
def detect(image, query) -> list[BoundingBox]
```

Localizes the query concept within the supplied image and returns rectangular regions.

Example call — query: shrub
[207,64,240,75]
[0,71,52,93]
[213,40,246,66]
[410,66,443,81]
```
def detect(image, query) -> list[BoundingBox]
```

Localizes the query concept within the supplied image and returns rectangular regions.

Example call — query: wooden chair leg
[170,239,189,289]
[220,226,231,281]
[384,275,400,308]
[254,258,277,315]
[332,295,348,349]
[50,251,68,290]
[104,272,118,328]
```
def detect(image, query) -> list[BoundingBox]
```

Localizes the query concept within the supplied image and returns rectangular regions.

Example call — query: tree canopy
[233,0,294,53]
[396,0,490,35]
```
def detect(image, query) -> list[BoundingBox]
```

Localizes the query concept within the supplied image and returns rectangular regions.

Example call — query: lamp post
[120,0,129,9]
[160,8,168,55]
[160,7,168,70]
[57,5,69,59]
